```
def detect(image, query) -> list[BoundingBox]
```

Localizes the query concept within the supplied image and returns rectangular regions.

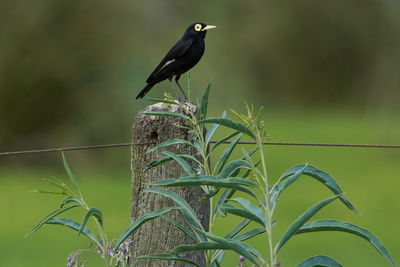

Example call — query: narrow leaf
[218,160,250,178]
[60,196,85,208]
[146,138,195,154]
[160,215,198,242]
[114,207,179,252]
[202,187,219,201]
[211,130,240,152]
[213,189,231,221]
[26,205,79,237]
[163,151,195,175]
[297,220,397,267]
[144,154,201,173]
[41,177,70,193]
[197,82,211,121]
[275,195,340,253]
[220,204,265,227]
[62,152,81,197]
[277,164,357,214]
[234,227,266,242]
[170,241,228,254]
[214,133,243,174]
[296,255,343,267]
[138,254,199,267]
[270,165,307,211]
[225,219,251,239]
[46,217,99,246]
[78,207,103,236]
[200,118,256,140]
[205,111,227,146]
[143,111,190,120]
[30,190,66,195]
[205,232,260,266]
[143,188,204,231]
[148,176,257,191]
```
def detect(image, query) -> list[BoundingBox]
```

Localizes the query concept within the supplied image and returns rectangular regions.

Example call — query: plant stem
[257,132,275,267]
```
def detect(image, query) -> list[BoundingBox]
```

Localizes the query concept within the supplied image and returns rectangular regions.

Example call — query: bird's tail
[136,83,153,99]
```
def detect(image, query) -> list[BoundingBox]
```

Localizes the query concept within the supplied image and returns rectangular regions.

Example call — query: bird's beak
[202,25,216,31]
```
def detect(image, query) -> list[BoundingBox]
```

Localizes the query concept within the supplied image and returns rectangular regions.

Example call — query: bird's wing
[147,38,193,82]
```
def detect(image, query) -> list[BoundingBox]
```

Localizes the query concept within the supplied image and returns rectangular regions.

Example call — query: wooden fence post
[128,100,210,266]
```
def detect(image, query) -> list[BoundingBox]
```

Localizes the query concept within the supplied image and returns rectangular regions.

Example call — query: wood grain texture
[129,100,209,266]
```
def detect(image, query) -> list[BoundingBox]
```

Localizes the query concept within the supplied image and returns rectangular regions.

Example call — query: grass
[0,109,399,266]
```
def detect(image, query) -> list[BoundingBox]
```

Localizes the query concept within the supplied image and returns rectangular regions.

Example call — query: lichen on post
[129,100,209,267]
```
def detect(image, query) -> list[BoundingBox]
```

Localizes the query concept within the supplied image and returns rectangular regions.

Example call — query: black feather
[136,22,214,99]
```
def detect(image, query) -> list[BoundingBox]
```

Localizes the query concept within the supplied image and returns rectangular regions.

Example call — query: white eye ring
[194,24,202,31]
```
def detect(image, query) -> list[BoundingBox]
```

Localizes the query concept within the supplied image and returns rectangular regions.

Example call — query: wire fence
[1,141,400,156]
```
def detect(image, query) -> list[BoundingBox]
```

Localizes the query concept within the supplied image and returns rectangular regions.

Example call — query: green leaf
[213,189,231,221]
[143,188,204,232]
[60,196,85,208]
[297,220,397,267]
[214,133,243,174]
[218,160,250,178]
[145,97,179,105]
[219,204,266,227]
[231,198,266,225]
[162,151,195,175]
[62,152,81,198]
[211,130,240,152]
[205,232,261,266]
[296,255,343,267]
[225,219,251,239]
[170,241,228,254]
[143,111,190,120]
[146,138,196,154]
[78,207,103,236]
[148,176,256,190]
[205,112,226,146]
[200,118,256,140]
[275,194,340,253]
[234,227,266,241]
[137,254,200,267]
[160,215,199,242]
[277,164,357,214]
[45,217,99,246]
[270,165,307,211]
[25,204,79,237]
[197,81,211,121]
[202,187,219,201]
[41,177,71,194]
[211,219,260,266]
[114,207,179,252]
[144,154,201,173]
[30,189,66,195]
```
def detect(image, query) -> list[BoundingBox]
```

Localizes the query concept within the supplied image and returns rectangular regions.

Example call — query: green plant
[26,153,131,267]
[27,83,396,267]
[114,85,396,267]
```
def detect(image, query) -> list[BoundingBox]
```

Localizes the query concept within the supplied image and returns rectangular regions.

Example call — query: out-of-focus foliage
[1,1,399,151]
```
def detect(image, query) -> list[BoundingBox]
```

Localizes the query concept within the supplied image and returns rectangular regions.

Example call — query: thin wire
[1,141,399,156]
[0,142,155,156]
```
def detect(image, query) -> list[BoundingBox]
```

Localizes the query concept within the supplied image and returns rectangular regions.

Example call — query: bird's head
[184,23,216,39]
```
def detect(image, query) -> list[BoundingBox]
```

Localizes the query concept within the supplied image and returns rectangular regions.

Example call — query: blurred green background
[1,1,399,266]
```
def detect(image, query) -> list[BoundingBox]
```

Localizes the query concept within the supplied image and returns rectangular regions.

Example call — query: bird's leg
[168,77,180,99]
[175,75,188,100]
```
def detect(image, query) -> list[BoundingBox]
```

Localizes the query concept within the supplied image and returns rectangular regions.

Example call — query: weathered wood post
[129,100,210,266]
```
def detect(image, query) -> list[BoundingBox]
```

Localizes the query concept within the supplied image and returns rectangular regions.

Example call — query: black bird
[136,22,216,99]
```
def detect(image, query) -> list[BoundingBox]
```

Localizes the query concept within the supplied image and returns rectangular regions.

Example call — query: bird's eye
[194,24,202,31]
